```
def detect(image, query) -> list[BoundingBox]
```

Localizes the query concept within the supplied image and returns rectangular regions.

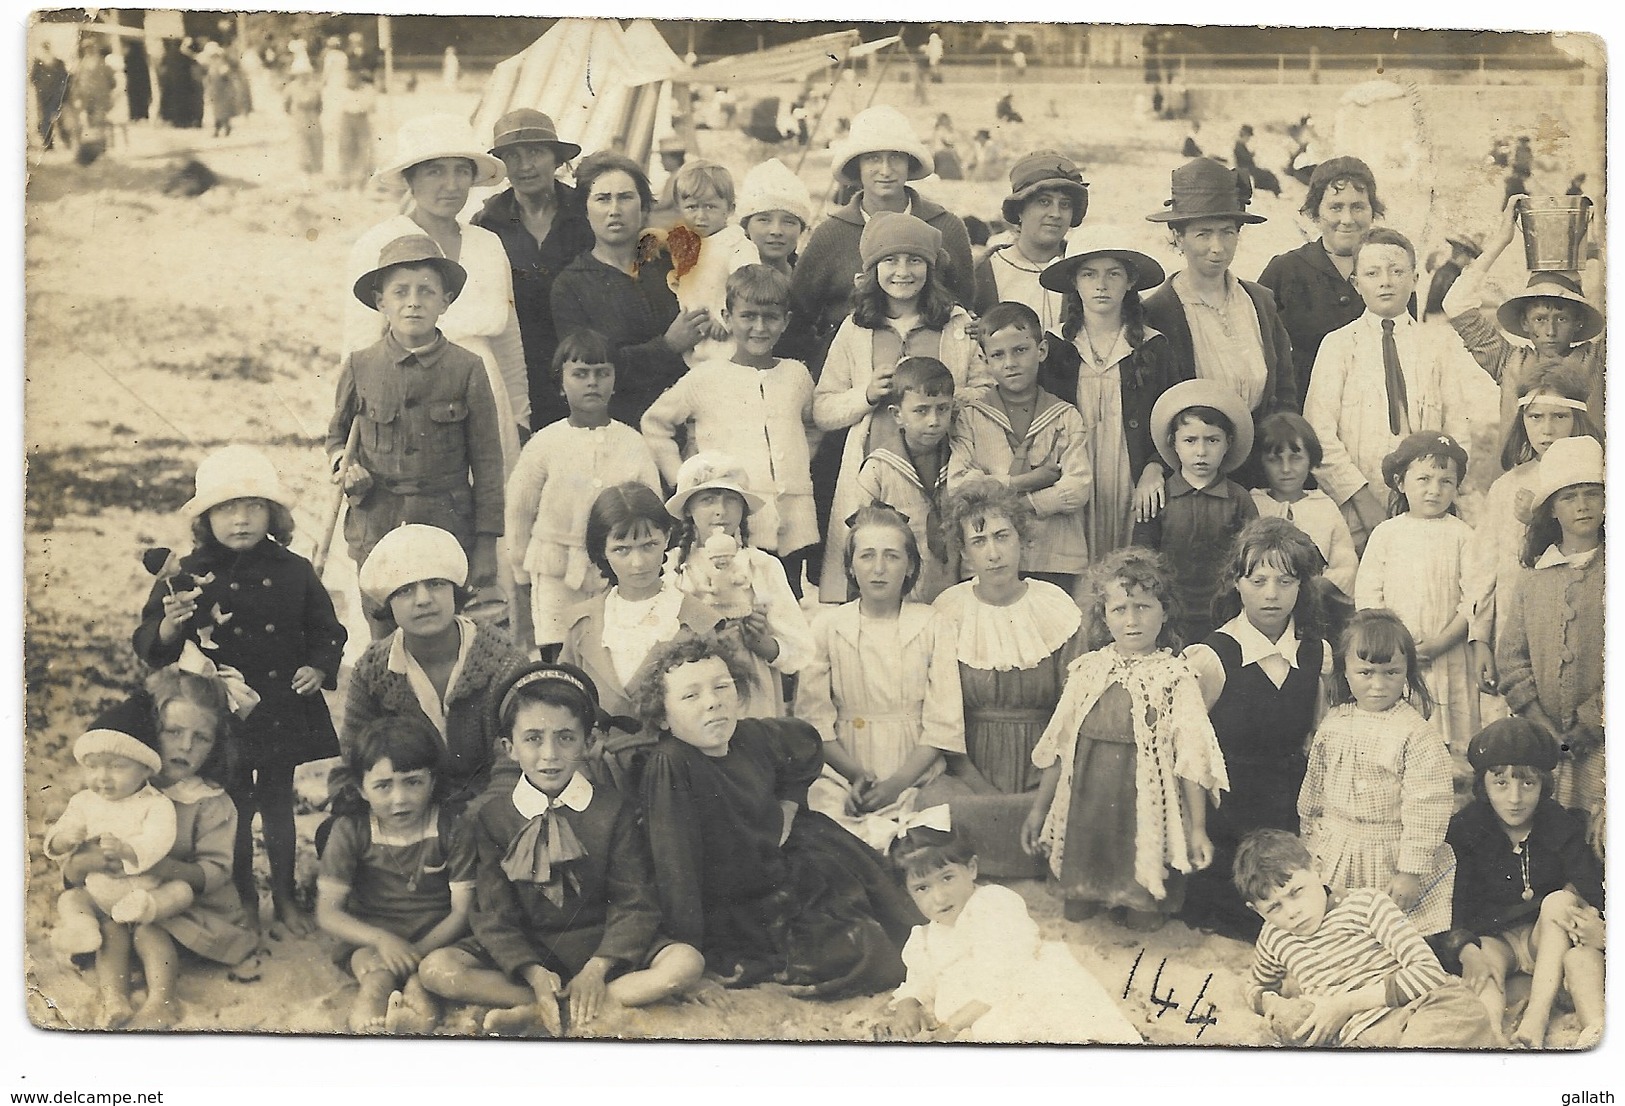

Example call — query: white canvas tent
[471,18,687,173]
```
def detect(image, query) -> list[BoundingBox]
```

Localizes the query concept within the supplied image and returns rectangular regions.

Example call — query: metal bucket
[1516,195,1593,272]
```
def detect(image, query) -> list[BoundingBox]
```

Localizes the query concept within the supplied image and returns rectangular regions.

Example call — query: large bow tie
[177,640,261,719]
[500,809,587,907]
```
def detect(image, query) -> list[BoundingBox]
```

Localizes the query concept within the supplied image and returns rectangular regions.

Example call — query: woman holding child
[345,114,528,468]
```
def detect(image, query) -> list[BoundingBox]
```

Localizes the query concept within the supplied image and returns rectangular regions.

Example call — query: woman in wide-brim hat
[1036,225,1185,555]
[970,150,1090,331]
[1439,192,1607,440]
[345,113,527,477]
[1142,157,1297,481]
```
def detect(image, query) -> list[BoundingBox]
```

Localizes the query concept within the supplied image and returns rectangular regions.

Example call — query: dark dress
[470,778,667,980]
[549,245,687,429]
[1180,628,1323,940]
[1438,798,1605,974]
[471,184,596,432]
[134,540,346,773]
[640,718,922,997]
[1130,475,1259,646]
[1039,327,1190,484]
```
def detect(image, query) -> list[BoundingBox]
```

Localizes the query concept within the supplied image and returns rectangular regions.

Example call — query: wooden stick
[311,419,362,579]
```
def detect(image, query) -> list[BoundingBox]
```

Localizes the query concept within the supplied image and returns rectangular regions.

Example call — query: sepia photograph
[15,3,1611,1076]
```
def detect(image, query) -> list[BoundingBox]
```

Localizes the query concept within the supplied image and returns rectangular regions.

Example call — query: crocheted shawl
[1031,647,1229,898]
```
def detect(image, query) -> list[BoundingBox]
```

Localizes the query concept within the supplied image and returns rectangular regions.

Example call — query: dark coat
[134,540,345,769]
[549,246,687,428]
[1038,327,1189,481]
[1143,275,1299,418]
[471,184,596,431]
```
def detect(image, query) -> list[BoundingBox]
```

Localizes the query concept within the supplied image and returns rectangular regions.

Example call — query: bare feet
[483,1001,561,1038]
[94,991,134,1030]
[124,997,182,1031]
[384,978,439,1036]
[1511,1018,1548,1049]
[272,896,315,940]
[1574,1023,1603,1050]
[348,974,394,1035]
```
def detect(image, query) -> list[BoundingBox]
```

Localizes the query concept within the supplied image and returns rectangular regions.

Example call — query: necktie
[1381,318,1409,435]
[1285,502,1295,523]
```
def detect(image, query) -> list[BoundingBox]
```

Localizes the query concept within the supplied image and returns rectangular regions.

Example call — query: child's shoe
[51,915,104,958]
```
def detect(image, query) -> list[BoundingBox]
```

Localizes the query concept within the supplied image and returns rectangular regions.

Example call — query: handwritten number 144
[1123,949,1218,1037]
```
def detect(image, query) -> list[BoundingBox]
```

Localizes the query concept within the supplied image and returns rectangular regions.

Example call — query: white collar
[1219,613,1300,670]
[386,615,474,675]
[1534,544,1600,570]
[161,777,225,804]
[1363,310,1414,331]
[859,197,913,222]
[511,771,594,819]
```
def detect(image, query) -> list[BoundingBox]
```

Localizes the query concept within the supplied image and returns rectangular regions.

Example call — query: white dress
[1249,488,1360,597]
[1462,460,1540,652]
[669,223,760,365]
[892,884,1142,1044]
[793,603,965,850]
[1355,513,1479,776]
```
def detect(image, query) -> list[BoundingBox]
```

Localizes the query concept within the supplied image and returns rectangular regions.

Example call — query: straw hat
[1039,224,1165,294]
[180,445,291,518]
[830,105,932,185]
[1149,379,1255,473]
[1530,435,1604,514]
[352,234,468,307]
[372,114,505,193]
[735,158,813,229]
[1496,272,1603,343]
[488,108,581,161]
[1001,151,1089,227]
[665,452,766,519]
[1444,230,1484,258]
[1146,157,1266,225]
[358,524,469,607]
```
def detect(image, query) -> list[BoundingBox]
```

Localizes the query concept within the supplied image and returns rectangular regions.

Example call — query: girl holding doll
[55,667,257,1029]
[134,445,346,938]
[1355,432,1478,786]
[880,816,1141,1044]
[1465,363,1600,696]
[1023,548,1229,932]
[1181,518,1327,940]
[665,453,813,719]
[793,504,965,850]
[1497,436,1606,843]
[813,211,989,603]
[416,663,705,1038]
[1299,609,1457,938]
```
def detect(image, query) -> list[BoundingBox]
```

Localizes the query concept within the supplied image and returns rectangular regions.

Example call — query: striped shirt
[1246,888,1452,1044]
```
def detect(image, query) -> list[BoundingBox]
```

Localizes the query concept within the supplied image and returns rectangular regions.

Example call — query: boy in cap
[327,235,505,624]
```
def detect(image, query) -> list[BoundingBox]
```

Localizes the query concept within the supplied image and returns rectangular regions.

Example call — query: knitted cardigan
[1496,548,1605,733]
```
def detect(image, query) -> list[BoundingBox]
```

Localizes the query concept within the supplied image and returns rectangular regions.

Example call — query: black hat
[1466,718,1559,773]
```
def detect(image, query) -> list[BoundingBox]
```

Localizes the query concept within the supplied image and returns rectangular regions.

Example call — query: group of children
[42,130,1606,1048]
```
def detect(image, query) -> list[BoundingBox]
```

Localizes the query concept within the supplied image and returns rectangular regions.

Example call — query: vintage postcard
[18,4,1609,1080]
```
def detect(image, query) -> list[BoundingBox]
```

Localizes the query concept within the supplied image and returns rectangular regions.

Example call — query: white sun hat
[372,113,506,194]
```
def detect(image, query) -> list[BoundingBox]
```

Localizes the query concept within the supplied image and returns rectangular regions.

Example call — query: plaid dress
[1298,701,1456,935]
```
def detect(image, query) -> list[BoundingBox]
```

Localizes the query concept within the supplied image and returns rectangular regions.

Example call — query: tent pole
[379,14,394,131]
[792,61,843,174]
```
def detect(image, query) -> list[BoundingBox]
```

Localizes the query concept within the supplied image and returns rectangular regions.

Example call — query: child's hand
[1413,637,1436,663]
[1385,872,1422,912]
[1511,486,1536,527]
[1186,826,1214,871]
[565,958,612,1027]
[1584,805,1605,863]
[340,462,372,498]
[1472,641,1498,694]
[158,586,202,642]
[1133,467,1166,523]
[961,316,983,343]
[1492,192,1527,252]
[843,773,877,816]
[1566,903,1605,950]
[291,666,325,695]
[1457,944,1503,994]
[858,775,907,814]
[738,610,780,662]
[1019,804,1047,856]
[879,999,930,1041]
[704,316,731,342]
[372,933,422,977]
[1029,460,1062,489]
[865,365,897,405]
[664,308,711,354]
[98,834,138,868]
[1294,994,1353,1047]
